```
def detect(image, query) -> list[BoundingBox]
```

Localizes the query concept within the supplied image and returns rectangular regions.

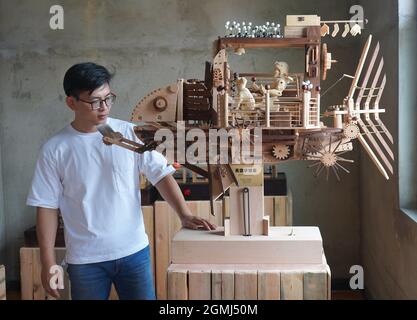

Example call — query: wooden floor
[331,290,366,300]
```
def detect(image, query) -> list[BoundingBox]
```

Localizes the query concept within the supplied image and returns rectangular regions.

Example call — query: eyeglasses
[76,93,117,111]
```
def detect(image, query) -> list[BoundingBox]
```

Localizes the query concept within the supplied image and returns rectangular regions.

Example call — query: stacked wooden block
[167,260,330,300]
[167,226,331,300]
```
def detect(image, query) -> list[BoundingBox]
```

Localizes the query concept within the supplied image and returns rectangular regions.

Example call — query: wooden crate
[167,258,331,300]
[0,264,6,300]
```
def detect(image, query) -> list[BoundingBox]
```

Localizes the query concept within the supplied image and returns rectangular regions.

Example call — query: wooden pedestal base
[167,255,331,300]
[169,225,330,300]
[171,226,323,264]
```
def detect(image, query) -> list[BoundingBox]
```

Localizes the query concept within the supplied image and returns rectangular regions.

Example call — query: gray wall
[0,0,362,283]
[360,0,417,299]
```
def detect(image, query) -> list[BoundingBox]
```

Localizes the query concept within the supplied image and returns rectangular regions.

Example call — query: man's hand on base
[180,215,217,231]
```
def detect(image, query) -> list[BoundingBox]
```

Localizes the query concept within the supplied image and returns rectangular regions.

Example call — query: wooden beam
[258,271,280,300]
[281,271,303,300]
[167,270,188,300]
[221,270,235,300]
[211,271,222,300]
[189,270,211,300]
[303,271,328,300]
[235,271,258,300]
[154,201,170,300]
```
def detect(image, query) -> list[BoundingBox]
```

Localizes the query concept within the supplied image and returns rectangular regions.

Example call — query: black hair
[63,62,113,98]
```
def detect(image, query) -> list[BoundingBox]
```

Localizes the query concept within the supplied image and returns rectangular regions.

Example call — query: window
[399,0,417,215]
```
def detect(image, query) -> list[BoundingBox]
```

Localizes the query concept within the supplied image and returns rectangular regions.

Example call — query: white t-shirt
[26,117,175,264]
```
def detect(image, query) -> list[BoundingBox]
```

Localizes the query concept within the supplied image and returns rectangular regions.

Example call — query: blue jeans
[66,246,155,300]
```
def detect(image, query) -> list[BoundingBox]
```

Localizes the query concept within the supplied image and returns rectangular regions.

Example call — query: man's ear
[65,96,77,111]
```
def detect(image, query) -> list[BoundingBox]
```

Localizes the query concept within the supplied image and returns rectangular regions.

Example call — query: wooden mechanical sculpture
[98,27,393,237]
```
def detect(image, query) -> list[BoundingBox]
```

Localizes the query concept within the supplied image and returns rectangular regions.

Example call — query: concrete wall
[359,0,417,299]
[0,0,361,283]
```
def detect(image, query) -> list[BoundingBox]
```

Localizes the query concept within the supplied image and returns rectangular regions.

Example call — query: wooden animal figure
[273,61,289,77]
[250,77,262,95]
[236,77,255,110]
[269,76,294,97]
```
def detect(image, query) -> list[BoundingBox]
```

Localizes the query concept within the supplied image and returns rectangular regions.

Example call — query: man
[26,62,216,300]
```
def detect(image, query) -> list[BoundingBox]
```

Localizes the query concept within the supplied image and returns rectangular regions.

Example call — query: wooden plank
[20,248,33,300]
[262,216,270,236]
[303,271,328,300]
[171,227,323,264]
[0,265,6,300]
[211,271,222,300]
[189,270,211,300]
[258,271,280,300]
[235,271,257,300]
[155,200,224,300]
[326,264,331,300]
[286,190,293,226]
[221,270,234,300]
[217,37,319,50]
[155,201,171,300]
[142,205,155,287]
[264,196,275,225]
[223,197,230,219]
[224,218,230,236]
[167,270,188,300]
[230,186,264,235]
[281,271,303,300]
[274,196,287,226]
[32,248,46,300]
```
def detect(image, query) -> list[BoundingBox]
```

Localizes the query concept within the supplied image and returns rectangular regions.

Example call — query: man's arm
[155,174,216,230]
[36,207,60,299]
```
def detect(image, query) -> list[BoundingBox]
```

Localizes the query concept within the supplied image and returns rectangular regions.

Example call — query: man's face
[66,83,112,126]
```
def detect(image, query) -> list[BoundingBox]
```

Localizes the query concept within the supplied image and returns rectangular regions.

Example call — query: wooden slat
[155,201,171,300]
[274,196,287,226]
[184,90,211,98]
[235,271,257,300]
[223,197,230,218]
[286,190,293,226]
[281,271,303,300]
[264,196,275,225]
[326,265,332,300]
[167,270,188,300]
[258,271,280,300]
[221,270,234,300]
[20,248,33,300]
[154,200,224,300]
[303,271,328,300]
[189,270,211,300]
[211,271,222,300]
[183,111,212,121]
[217,37,319,50]
[0,265,6,300]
